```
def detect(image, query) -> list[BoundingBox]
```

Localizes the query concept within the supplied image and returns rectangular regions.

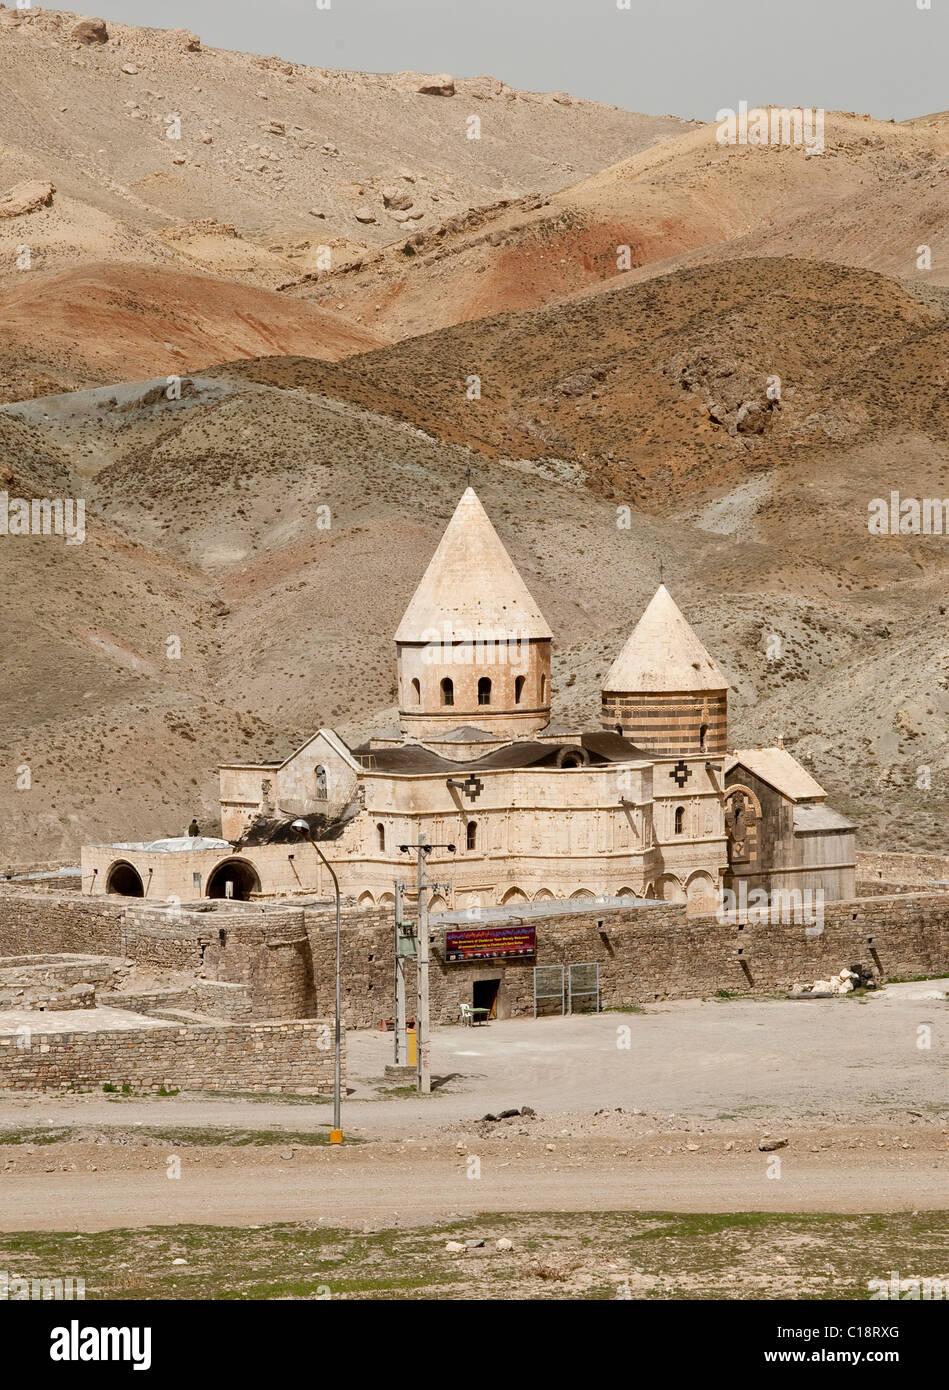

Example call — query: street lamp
[292,818,342,1143]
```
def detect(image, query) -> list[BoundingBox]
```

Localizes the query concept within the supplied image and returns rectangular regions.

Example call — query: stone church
[83,488,856,911]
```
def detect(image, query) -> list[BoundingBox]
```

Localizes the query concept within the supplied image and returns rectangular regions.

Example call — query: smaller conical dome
[604,584,727,692]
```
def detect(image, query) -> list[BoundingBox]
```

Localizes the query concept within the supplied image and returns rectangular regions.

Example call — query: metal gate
[567,962,600,1014]
[533,964,565,1017]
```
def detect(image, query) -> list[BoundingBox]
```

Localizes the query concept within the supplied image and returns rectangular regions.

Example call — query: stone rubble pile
[792,964,876,996]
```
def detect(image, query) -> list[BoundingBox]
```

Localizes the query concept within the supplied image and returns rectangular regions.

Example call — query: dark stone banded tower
[601,584,728,757]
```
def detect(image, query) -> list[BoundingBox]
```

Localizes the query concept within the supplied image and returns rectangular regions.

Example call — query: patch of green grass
[0,1126,362,1148]
[190,1090,331,1105]
[0,1127,72,1146]
[103,1084,183,1100]
[3,1211,945,1301]
[147,1126,362,1147]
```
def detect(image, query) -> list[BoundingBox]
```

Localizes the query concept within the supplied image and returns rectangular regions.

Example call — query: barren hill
[287,110,949,341]
[0,262,383,403]
[207,257,949,511]
[0,5,687,288]
[1,256,945,862]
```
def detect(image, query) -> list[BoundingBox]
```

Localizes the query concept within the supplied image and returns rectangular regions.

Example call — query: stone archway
[556,745,590,769]
[725,784,762,866]
[205,858,261,901]
[656,874,686,904]
[685,871,717,914]
[501,887,528,905]
[105,860,144,897]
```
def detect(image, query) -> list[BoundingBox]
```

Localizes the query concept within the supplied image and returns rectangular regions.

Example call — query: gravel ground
[0,982,944,1231]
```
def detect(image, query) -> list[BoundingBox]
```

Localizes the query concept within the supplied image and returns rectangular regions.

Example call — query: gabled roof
[395,488,553,642]
[726,748,827,802]
[793,803,856,833]
[279,727,360,773]
[603,584,727,693]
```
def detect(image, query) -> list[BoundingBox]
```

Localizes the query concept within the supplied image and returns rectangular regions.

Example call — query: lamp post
[292,819,342,1143]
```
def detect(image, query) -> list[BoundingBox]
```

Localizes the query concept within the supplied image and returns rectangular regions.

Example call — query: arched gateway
[205,858,261,901]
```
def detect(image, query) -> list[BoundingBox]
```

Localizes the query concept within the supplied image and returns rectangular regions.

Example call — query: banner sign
[443,924,536,963]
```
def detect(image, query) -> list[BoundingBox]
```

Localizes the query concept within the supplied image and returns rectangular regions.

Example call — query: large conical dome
[395,488,552,643]
[604,585,727,693]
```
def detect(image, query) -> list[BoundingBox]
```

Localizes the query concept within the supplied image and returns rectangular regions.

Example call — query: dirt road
[0,1130,946,1231]
[0,984,944,1231]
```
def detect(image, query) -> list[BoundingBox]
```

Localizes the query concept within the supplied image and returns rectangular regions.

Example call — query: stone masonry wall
[107,981,253,1021]
[857,850,949,892]
[305,892,949,1027]
[1,888,948,1031]
[122,904,314,1019]
[122,905,204,970]
[0,891,123,957]
[0,1018,337,1095]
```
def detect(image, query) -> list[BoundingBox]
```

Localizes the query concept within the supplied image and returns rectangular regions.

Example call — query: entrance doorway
[105,861,144,897]
[205,858,261,900]
[472,977,501,1020]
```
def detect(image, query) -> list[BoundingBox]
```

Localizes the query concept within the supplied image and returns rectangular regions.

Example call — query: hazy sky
[89,0,945,122]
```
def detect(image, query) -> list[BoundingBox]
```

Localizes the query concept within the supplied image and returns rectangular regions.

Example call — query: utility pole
[416,835,431,1094]
[399,833,455,1096]
[393,879,407,1066]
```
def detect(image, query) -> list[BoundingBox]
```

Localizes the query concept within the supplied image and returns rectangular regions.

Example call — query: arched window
[441,677,454,707]
[411,677,421,704]
[466,820,477,851]
[314,765,327,798]
[478,676,491,706]
[514,674,526,704]
[674,806,685,835]
[699,724,708,751]
[376,822,385,852]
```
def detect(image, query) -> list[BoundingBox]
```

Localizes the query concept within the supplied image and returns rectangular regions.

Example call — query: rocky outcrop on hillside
[0,180,55,218]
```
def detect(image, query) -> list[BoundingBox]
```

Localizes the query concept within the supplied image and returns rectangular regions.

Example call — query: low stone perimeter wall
[1,885,948,1032]
[0,1016,336,1095]
[307,890,949,1026]
[857,850,949,895]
